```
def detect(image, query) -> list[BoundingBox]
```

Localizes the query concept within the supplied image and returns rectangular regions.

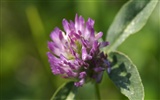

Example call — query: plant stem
[95,84,101,100]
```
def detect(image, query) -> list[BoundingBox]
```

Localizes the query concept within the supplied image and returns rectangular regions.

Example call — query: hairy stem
[95,84,101,100]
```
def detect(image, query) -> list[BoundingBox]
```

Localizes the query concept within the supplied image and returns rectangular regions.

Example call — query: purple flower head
[47,14,110,87]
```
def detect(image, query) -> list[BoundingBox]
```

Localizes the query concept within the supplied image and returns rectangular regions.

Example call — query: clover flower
[47,14,110,87]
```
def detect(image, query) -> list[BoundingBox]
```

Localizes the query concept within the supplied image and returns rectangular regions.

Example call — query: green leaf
[108,51,144,100]
[106,0,157,52]
[51,81,77,100]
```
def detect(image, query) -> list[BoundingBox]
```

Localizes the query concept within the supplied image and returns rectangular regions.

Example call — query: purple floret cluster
[47,14,110,87]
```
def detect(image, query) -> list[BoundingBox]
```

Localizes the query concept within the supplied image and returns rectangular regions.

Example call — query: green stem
[95,84,101,100]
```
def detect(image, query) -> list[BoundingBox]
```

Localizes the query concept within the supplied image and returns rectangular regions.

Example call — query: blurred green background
[1,0,159,99]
